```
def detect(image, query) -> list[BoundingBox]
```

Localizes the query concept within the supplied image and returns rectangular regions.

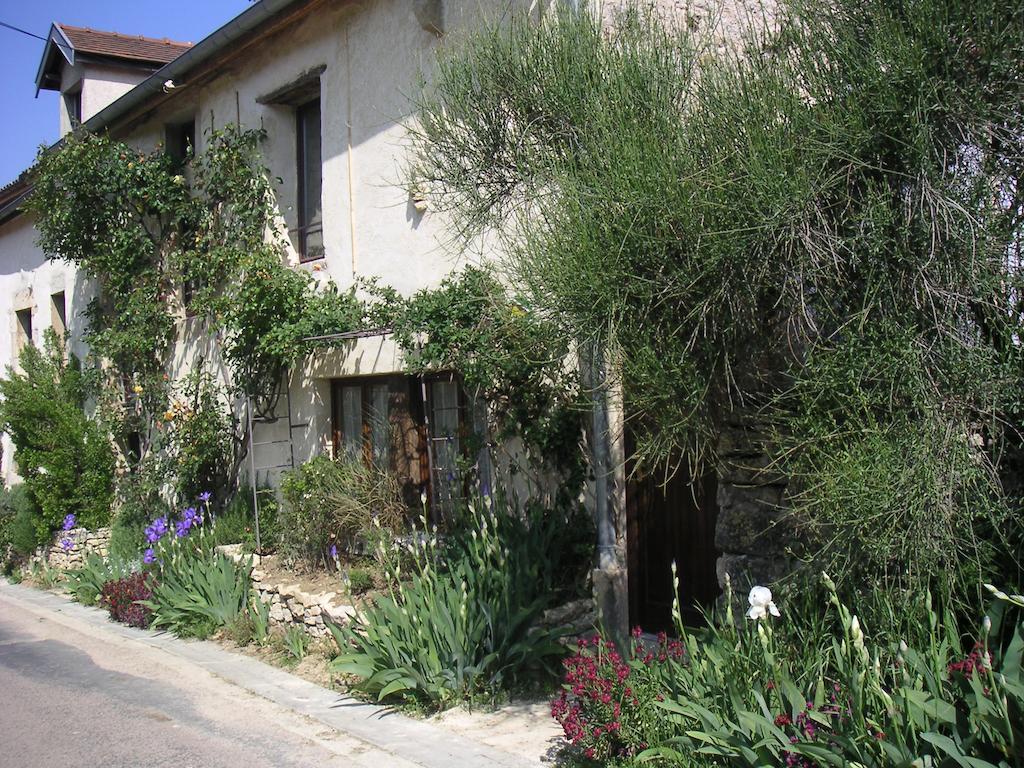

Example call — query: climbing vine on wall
[28,126,362,473]
[367,266,587,495]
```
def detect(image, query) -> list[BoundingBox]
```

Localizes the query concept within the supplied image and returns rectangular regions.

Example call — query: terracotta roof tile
[57,23,192,66]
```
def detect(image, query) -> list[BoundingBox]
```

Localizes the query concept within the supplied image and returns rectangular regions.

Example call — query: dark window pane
[166,120,195,166]
[341,385,362,459]
[65,91,81,126]
[15,308,32,352]
[297,98,323,261]
[369,384,390,466]
[429,379,461,515]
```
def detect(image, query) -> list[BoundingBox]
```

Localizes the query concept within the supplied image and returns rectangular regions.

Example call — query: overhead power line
[0,20,48,43]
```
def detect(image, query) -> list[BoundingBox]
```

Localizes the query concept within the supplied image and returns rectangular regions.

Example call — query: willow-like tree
[410,0,1024,594]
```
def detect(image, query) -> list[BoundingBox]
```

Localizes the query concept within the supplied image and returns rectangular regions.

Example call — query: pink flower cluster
[550,630,686,763]
[948,641,992,681]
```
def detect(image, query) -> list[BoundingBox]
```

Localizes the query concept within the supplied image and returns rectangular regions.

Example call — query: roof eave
[35,23,76,96]
[83,0,311,135]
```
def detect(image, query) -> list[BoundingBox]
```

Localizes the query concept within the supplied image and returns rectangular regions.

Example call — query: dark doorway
[627,451,720,633]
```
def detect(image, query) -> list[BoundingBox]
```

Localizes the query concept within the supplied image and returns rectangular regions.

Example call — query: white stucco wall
[59,62,150,136]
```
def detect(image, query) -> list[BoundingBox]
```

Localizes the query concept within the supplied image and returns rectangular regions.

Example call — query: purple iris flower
[60,538,73,552]
[143,548,155,564]
[183,507,197,522]
[329,544,338,560]
[175,520,190,538]
[145,515,168,544]
[62,513,77,531]
[198,491,212,503]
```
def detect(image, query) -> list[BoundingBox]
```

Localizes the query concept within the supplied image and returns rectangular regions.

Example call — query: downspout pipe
[591,339,617,571]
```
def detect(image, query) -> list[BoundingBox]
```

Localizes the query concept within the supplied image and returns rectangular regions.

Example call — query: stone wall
[253,569,358,639]
[32,526,112,571]
[216,545,358,639]
[715,419,793,593]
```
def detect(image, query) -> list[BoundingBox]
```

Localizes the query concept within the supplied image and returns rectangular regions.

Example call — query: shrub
[0,488,13,563]
[67,552,134,606]
[109,455,169,561]
[330,500,569,709]
[280,455,407,567]
[5,485,41,557]
[100,572,153,629]
[412,0,1024,603]
[211,486,279,554]
[346,567,374,595]
[160,370,236,507]
[0,332,114,542]
[551,633,685,765]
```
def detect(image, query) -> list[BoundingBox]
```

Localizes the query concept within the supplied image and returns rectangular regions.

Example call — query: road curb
[0,580,542,768]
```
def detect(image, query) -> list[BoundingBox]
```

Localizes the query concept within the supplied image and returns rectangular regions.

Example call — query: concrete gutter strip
[0,581,540,768]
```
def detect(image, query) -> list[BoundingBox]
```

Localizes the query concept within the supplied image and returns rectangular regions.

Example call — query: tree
[0,331,114,540]
[409,0,1024,592]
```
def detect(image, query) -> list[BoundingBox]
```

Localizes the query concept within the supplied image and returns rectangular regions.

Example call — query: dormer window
[35,23,192,136]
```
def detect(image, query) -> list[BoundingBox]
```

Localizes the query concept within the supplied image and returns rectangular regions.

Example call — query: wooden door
[627,455,720,632]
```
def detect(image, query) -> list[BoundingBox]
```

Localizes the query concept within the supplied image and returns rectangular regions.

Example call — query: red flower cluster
[550,630,686,763]
[100,572,154,629]
[948,641,992,680]
[776,684,853,768]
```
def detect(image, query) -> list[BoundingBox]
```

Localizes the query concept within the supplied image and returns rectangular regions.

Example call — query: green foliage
[7,485,42,556]
[27,132,186,399]
[249,593,271,645]
[0,491,11,564]
[143,537,253,639]
[27,125,363,521]
[280,455,408,568]
[411,0,1024,594]
[0,484,40,560]
[158,370,236,506]
[330,500,570,710]
[639,577,1024,768]
[222,611,257,646]
[346,567,374,595]
[0,333,114,541]
[552,576,1024,767]
[210,486,279,554]
[30,559,62,589]
[109,453,169,561]
[368,266,586,491]
[223,250,363,397]
[282,625,309,664]
[66,552,134,606]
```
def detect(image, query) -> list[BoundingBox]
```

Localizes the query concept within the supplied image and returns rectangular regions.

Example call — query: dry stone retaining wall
[33,526,112,571]
[215,545,357,639]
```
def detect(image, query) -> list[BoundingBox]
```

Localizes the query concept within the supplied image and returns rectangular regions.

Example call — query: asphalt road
[0,596,368,768]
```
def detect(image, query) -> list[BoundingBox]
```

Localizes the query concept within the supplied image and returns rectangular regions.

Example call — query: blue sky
[0,1,250,186]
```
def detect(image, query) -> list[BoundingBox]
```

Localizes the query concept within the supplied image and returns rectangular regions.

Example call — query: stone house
[0,0,783,637]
